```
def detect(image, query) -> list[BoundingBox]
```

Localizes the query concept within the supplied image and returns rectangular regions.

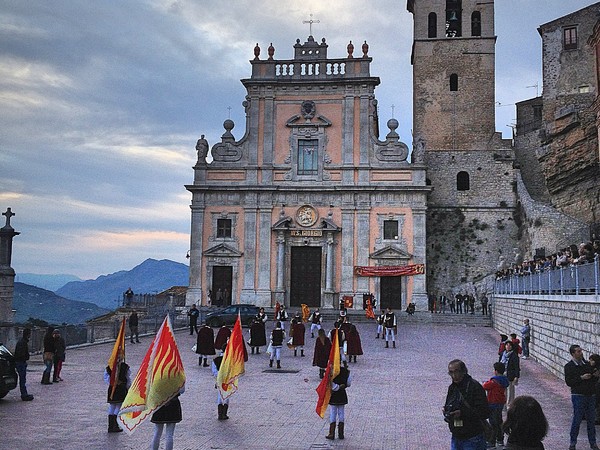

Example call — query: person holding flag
[315,327,352,440]
[104,318,130,433]
[213,313,246,420]
[118,314,186,442]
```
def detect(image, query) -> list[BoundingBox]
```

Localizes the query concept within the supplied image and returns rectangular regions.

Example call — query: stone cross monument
[0,208,20,324]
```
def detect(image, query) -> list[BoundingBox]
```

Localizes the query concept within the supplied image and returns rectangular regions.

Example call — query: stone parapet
[492,294,600,380]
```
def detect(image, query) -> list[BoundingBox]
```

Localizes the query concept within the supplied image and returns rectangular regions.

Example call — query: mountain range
[14,273,82,291]
[13,283,110,325]
[55,258,189,309]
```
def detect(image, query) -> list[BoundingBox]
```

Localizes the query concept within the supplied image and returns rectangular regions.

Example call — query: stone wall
[493,294,600,380]
[515,173,589,258]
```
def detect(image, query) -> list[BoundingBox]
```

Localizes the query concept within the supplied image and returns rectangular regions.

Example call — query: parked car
[204,304,260,328]
[0,344,18,399]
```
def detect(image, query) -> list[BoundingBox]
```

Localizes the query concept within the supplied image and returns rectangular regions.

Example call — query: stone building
[514,3,599,250]
[407,0,518,294]
[186,36,429,311]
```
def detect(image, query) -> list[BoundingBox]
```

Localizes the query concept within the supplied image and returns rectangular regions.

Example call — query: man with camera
[444,359,489,450]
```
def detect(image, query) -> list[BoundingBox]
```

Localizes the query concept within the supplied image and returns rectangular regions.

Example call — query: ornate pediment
[370,245,412,260]
[203,243,243,258]
[286,114,332,128]
[320,217,341,232]
[272,216,294,231]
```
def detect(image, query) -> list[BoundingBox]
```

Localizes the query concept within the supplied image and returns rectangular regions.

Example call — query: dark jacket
[330,367,350,405]
[565,359,598,396]
[151,394,182,424]
[14,337,30,363]
[504,351,520,382]
[444,374,489,440]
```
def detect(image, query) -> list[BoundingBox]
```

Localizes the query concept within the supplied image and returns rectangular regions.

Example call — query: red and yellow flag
[315,329,340,418]
[216,313,245,400]
[107,318,126,401]
[301,304,310,323]
[118,315,186,434]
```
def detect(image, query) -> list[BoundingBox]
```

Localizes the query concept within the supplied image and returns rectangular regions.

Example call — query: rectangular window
[564,27,577,50]
[383,220,399,240]
[297,139,318,175]
[217,218,232,238]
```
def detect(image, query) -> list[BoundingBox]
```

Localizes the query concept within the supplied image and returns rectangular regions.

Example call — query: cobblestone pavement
[0,320,577,449]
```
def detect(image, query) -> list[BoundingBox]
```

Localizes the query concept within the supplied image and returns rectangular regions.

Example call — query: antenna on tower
[526,82,539,97]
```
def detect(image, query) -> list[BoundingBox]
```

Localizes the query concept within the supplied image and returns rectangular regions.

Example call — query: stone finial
[268,43,275,60]
[347,40,354,58]
[221,119,235,141]
[362,40,369,57]
[386,119,399,140]
[254,43,260,60]
[2,208,14,230]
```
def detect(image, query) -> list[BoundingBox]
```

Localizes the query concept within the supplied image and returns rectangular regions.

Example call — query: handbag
[266,342,273,355]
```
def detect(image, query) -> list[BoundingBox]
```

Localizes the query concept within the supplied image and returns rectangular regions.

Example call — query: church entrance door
[212,266,232,306]
[290,246,321,307]
[380,276,402,310]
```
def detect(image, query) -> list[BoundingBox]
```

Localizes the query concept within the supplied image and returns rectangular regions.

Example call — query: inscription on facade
[290,229,322,237]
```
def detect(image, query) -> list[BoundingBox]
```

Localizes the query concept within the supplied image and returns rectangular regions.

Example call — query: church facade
[186,36,429,311]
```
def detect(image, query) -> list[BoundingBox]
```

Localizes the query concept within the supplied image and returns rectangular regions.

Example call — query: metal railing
[494,256,599,296]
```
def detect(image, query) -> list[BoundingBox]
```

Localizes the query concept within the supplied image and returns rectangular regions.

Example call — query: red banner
[354,264,425,277]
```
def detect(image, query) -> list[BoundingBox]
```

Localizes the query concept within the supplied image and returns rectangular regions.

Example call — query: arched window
[428,12,437,38]
[445,0,462,37]
[450,73,458,91]
[471,11,481,36]
[457,171,470,191]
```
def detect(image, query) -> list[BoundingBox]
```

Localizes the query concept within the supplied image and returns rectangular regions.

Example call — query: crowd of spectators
[496,240,599,280]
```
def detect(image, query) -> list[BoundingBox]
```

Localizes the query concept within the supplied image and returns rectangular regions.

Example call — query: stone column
[240,207,258,304]
[0,208,19,324]
[186,204,204,306]
[325,233,334,292]
[411,208,428,310]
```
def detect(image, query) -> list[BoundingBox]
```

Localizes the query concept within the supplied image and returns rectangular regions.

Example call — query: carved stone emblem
[296,205,318,227]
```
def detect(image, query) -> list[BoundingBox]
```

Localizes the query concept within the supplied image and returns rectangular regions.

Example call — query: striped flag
[118,315,186,434]
[315,328,340,418]
[107,318,126,400]
[216,313,245,400]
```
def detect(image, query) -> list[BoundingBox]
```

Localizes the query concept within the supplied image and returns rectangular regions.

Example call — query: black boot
[353,355,357,363]
[326,422,336,440]
[256,348,260,354]
[41,371,51,385]
[393,341,396,348]
[294,349,297,357]
[385,341,389,348]
[319,368,325,379]
[338,422,345,439]
[203,358,208,367]
[199,357,203,366]
[218,404,224,420]
[277,360,281,369]
[269,359,273,367]
[222,404,229,420]
[376,334,380,339]
[251,347,255,354]
[301,349,305,357]
[108,415,123,433]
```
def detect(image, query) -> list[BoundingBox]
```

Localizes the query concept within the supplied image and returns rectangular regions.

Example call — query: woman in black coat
[502,340,520,405]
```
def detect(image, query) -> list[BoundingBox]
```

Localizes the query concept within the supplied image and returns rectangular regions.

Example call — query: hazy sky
[1,0,597,280]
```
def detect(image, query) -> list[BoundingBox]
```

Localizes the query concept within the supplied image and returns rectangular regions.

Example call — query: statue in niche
[412,135,425,164]
[196,134,209,162]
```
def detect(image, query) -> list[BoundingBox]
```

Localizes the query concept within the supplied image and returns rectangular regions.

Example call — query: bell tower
[408,0,517,293]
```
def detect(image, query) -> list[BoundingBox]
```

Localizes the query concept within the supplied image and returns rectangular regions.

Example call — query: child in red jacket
[483,362,510,448]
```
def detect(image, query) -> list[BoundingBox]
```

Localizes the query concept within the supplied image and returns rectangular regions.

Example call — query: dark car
[204,304,260,328]
[0,344,18,399]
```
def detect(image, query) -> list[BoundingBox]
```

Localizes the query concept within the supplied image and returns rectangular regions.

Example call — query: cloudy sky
[1,0,596,280]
